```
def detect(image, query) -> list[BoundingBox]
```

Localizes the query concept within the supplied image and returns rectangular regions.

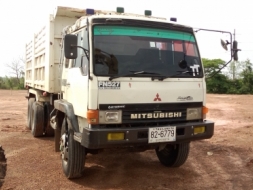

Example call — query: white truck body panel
[64,68,89,117]
[25,7,87,93]
[96,78,204,105]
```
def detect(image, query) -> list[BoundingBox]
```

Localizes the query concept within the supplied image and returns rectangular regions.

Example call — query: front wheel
[155,142,190,167]
[60,118,86,179]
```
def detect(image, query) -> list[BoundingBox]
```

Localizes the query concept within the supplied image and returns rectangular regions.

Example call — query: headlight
[186,108,202,120]
[99,110,122,124]
[105,112,119,122]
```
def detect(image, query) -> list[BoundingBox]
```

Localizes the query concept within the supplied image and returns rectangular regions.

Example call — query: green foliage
[206,74,230,93]
[0,77,7,89]
[5,76,14,89]
[226,61,243,80]
[0,76,25,90]
[202,58,226,77]
[203,58,253,94]
[227,79,243,94]
[239,59,253,94]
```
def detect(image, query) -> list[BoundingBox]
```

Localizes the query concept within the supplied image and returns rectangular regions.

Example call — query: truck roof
[54,6,193,34]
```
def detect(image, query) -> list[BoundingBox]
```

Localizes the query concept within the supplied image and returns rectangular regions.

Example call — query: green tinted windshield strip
[94,26,195,42]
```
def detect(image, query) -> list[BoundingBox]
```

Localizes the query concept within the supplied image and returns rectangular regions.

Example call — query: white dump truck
[25,6,215,179]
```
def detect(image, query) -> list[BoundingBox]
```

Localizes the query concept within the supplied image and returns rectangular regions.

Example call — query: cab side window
[73,28,89,75]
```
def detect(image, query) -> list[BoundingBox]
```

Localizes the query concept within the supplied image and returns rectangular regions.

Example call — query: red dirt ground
[0,90,253,190]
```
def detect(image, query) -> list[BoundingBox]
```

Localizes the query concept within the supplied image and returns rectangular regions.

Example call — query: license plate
[148,126,176,143]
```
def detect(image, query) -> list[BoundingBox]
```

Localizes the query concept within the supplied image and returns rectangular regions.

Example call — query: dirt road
[0,90,253,190]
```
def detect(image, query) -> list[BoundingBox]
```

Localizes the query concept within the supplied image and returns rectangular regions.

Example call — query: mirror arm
[206,58,232,79]
[195,28,233,59]
[194,28,238,79]
[71,45,89,61]
[207,48,241,79]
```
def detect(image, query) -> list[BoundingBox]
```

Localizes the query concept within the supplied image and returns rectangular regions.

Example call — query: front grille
[96,102,203,128]
[122,109,186,123]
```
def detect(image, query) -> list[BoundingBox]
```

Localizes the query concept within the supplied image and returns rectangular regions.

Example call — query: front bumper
[80,120,214,149]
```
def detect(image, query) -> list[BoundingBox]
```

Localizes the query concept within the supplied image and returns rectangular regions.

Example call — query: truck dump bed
[25,6,86,93]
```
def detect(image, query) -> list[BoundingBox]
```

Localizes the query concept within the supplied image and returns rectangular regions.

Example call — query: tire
[60,118,86,179]
[44,103,54,137]
[31,102,44,137]
[27,98,35,129]
[155,142,190,167]
[0,146,7,188]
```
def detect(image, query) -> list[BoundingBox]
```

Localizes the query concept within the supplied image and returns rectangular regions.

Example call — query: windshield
[93,25,202,78]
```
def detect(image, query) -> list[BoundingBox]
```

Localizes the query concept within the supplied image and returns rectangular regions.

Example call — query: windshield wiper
[109,71,161,81]
[129,71,161,75]
[152,70,201,81]
[169,70,194,77]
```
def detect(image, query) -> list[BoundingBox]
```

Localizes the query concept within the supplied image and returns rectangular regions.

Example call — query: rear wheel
[31,102,44,137]
[60,118,86,179]
[155,142,190,167]
[44,103,54,137]
[27,98,35,129]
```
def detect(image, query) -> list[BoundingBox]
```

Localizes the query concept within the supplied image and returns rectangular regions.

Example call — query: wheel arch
[54,100,80,133]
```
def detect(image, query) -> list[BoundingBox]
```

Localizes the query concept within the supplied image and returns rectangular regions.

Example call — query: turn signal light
[202,106,208,119]
[202,106,209,114]
[87,110,99,124]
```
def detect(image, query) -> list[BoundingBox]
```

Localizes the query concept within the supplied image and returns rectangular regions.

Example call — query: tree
[5,76,14,90]
[5,57,24,86]
[202,58,253,94]
[239,59,253,94]
[225,61,243,80]
[206,73,230,93]
[202,58,226,78]
[0,77,7,89]
[202,58,230,93]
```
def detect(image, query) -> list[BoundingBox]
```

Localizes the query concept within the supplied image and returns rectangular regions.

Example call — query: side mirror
[233,40,238,61]
[220,39,228,51]
[64,34,78,59]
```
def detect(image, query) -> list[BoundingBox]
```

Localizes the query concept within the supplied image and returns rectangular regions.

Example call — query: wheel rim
[161,144,175,156]
[60,132,69,165]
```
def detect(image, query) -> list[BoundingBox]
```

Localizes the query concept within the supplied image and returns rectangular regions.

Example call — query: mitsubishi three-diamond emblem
[154,93,161,101]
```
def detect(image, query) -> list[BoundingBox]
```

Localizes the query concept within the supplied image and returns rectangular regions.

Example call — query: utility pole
[232,29,236,80]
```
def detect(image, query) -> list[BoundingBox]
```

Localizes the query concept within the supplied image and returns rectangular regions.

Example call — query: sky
[0,0,252,76]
